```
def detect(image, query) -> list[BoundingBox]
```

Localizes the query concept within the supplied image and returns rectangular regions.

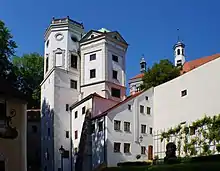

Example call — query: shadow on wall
[75,109,92,171]
[92,123,105,169]
[41,98,54,171]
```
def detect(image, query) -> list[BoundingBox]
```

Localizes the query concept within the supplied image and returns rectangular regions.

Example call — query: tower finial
[177,28,180,42]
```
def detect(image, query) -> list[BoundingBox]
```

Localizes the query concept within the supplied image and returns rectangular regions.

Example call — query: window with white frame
[114,120,121,131]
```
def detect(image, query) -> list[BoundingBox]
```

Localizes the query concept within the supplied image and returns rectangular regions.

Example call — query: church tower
[140,57,146,73]
[174,41,186,67]
[40,17,84,171]
[79,28,128,102]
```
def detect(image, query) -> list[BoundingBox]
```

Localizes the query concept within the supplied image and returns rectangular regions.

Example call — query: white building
[70,88,154,170]
[153,53,220,158]
[41,17,152,171]
[40,17,84,171]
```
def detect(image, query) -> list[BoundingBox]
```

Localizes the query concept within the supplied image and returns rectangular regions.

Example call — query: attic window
[114,36,118,40]
[181,90,187,97]
[91,35,94,38]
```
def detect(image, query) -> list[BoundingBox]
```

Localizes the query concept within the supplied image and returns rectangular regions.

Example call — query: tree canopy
[0,20,17,84]
[141,59,180,90]
[0,20,44,109]
[13,53,44,108]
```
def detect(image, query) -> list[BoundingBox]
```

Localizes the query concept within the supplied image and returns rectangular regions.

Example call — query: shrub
[117,161,151,167]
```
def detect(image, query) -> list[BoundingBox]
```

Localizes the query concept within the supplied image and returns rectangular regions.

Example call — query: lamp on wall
[59,145,65,171]
[139,135,143,143]
[0,109,18,139]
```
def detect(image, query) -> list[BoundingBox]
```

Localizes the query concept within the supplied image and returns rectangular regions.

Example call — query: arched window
[177,49,180,55]
[182,49,184,55]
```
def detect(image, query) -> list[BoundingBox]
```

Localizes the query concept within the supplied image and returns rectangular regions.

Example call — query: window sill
[124,152,132,155]
[114,130,122,132]
[124,131,132,133]
[114,151,121,153]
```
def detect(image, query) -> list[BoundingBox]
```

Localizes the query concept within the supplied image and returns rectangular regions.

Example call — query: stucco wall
[106,89,154,166]
[153,57,220,157]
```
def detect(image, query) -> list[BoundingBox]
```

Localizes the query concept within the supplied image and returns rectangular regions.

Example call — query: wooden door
[148,145,153,160]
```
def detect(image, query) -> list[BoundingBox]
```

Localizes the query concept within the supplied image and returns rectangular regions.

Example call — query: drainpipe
[69,108,73,171]
[104,116,107,165]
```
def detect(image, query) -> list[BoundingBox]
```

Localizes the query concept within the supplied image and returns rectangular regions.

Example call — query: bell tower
[140,56,146,73]
[174,41,185,67]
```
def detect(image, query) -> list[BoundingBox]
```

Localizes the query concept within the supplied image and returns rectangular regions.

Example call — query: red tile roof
[92,90,144,120]
[181,53,220,74]
[129,73,144,80]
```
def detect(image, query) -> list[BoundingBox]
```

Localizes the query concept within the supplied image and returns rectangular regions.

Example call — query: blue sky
[1,0,220,83]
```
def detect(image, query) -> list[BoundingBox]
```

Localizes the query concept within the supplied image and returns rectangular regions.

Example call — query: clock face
[55,33,64,41]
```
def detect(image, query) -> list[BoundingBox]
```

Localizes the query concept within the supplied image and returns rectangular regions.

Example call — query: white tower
[40,17,84,171]
[174,41,186,67]
[140,57,146,73]
[79,28,128,102]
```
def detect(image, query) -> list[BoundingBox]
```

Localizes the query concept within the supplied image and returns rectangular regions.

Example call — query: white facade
[80,30,128,101]
[92,88,154,168]
[153,56,220,158]
[129,77,143,95]
[41,18,84,171]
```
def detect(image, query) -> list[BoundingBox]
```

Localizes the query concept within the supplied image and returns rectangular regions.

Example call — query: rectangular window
[147,107,151,115]
[75,130,78,139]
[141,124,146,134]
[55,52,63,67]
[114,120,121,131]
[111,88,121,98]
[140,105,144,113]
[98,121,103,132]
[32,125,37,133]
[90,69,96,78]
[91,124,95,133]
[70,80,77,89]
[113,70,118,79]
[90,54,96,61]
[75,111,78,119]
[0,101,6,120]
[128,104,131,111]
[66,104,69,111]
[112,55,118,62]
[141,146,146,154]
[71,54,77,69]
[124,122,130,132]
[124,143,130,153]
[46,56,49,72]
[181,90,187,97]
[145,96,148,100]
[82,106,86,114]
[149,127,153,134]
[66,131,69,138]
[114,142,121,153]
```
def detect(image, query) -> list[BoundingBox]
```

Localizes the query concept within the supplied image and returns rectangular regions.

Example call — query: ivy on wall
[160,114,220,157]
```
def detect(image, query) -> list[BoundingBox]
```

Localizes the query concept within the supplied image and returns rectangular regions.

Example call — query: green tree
[141,59,180,89]
[0,20,17,83]
[13,53,44,108]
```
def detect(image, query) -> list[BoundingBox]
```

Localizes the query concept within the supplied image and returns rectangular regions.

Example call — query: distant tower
[174,29,186,67]
[140,56,146,73]
[40,17,84,171]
